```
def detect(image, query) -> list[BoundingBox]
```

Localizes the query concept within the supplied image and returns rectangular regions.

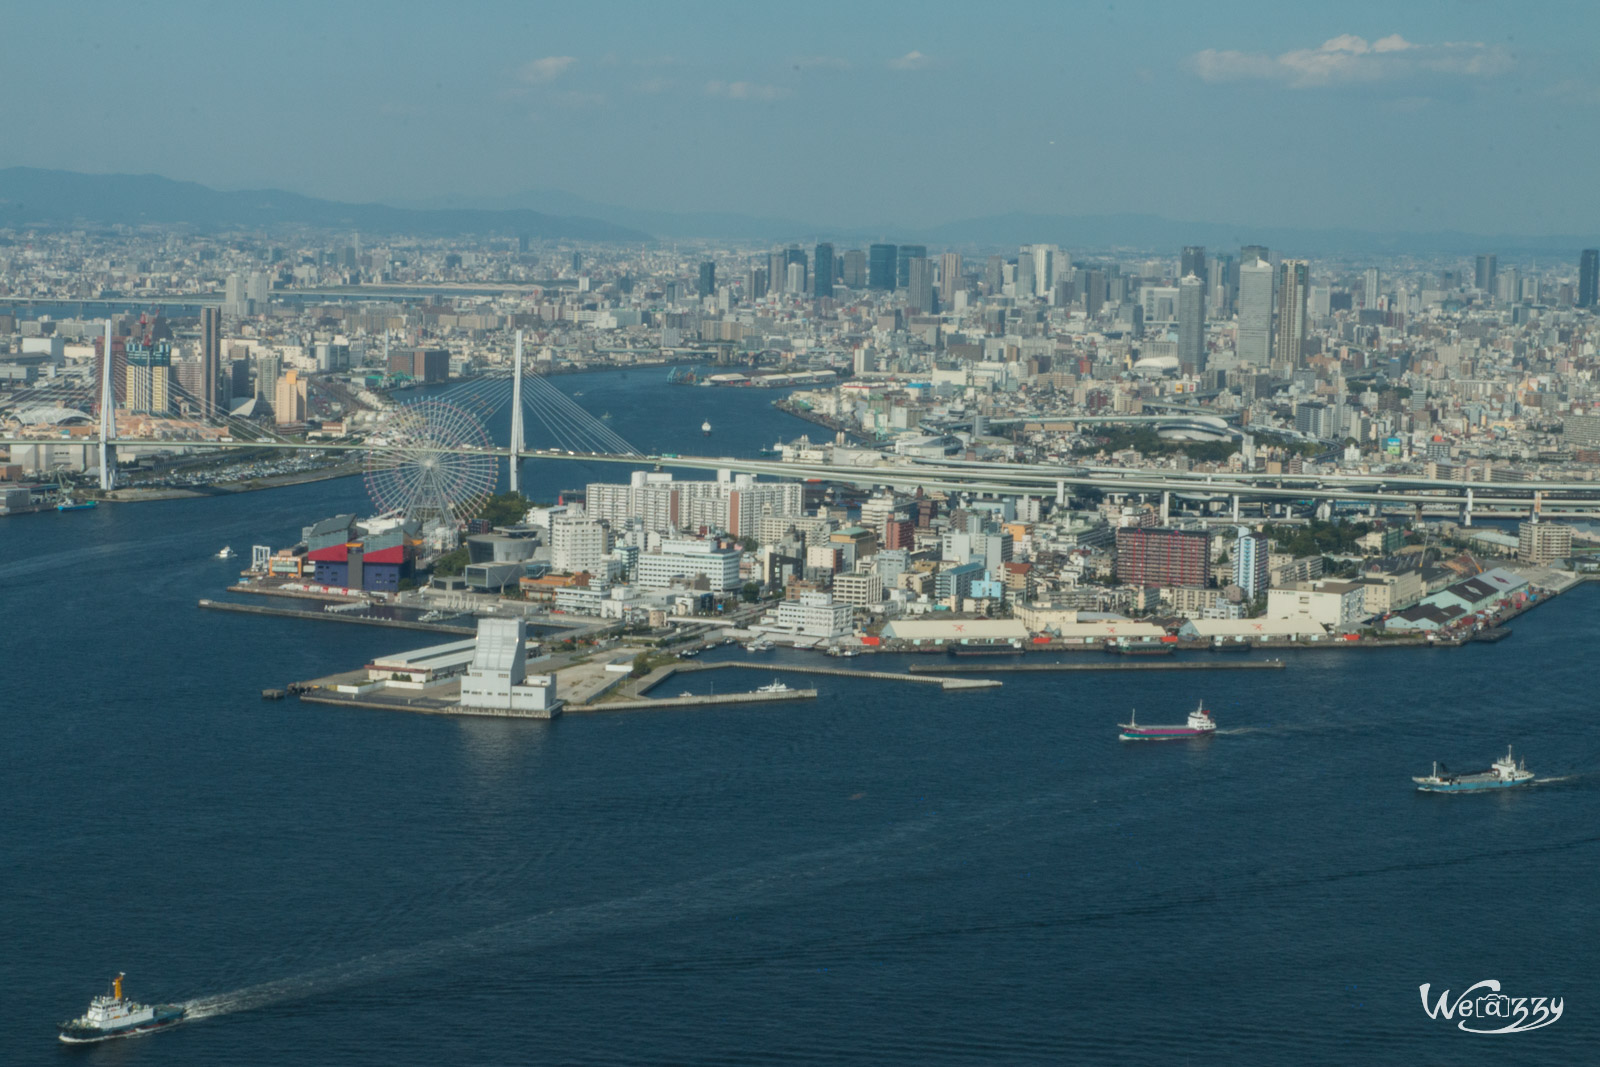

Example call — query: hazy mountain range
[2,167,1597,256]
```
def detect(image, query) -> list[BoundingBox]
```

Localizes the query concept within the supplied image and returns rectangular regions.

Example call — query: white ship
[217,546,235,559]
[59,974,185,1043]
[756,678,791,693]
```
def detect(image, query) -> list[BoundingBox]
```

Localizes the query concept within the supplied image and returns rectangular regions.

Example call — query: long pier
[907,659,1286,674]
[569,689,820,713]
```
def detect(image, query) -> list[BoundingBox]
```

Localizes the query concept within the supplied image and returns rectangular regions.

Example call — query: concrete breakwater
[570,688,820,713]
[198,598,476,635]
[907,660,1286,674]
[643,661,1002,691]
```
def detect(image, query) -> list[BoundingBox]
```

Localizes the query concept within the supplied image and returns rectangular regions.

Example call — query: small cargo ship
[1119,701,1217,741]
[702,420,713,436]
[1414,746,1535,792]
[58,973,184,1043]
[56,494,98,512]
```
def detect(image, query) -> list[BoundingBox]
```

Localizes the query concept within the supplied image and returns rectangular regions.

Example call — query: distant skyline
[4,1,1599,236]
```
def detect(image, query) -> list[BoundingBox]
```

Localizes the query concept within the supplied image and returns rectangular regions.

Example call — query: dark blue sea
[4,369,1597,1064]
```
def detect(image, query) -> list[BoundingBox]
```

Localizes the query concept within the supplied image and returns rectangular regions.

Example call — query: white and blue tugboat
[58,973,184,1043]
[1414,746,1535,793]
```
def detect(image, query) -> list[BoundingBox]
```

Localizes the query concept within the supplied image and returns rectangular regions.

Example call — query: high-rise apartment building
[1115,527,1211,588]
[1276,260,1309,368]
[1580,249,1598,309]
[1237,257,1274,366]
[906,257,936,314]
[273,368,307,426]
[551,514,611,575]
[125,340,172,415]
[1518,519,1572,566]
[223,274,249,317]
[1177,274,1205,370]
[1233,530,1269,600]
[868,244,897,290]
[1362,268,1380,309]
[200,306,222,414]
[812,242,835,299]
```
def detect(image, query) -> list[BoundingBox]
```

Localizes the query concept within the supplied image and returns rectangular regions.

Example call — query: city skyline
[2,2,1599,237]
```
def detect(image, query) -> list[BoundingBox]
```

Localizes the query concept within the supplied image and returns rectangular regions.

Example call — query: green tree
[740,581,761,603]
[477,492,533,528]
[432,546,470,576]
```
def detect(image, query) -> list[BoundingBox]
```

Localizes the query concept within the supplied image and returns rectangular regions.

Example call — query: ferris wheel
[363,398,498,525]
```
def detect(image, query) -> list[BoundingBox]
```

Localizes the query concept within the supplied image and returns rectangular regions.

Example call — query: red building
[884,518,915,550]
[1115,527,1211,588]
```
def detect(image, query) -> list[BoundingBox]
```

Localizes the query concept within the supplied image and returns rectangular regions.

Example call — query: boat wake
[1533,774,1580,785]
[180,789,1071,1023]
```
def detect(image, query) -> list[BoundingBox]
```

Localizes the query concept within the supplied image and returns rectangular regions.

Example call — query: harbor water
[3,369,1597,1063]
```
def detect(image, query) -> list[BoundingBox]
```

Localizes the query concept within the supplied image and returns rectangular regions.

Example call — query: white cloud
[1187,34,1510,89]
[517,56,578,84]
[887,50,932,71]
[704,80,792,101]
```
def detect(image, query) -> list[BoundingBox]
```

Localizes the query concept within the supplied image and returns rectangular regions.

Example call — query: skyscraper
[906,257,936,314]
[1362,267,1380,309]
[1580,249,1598,309]
[938,252,962,309]
[1475,254,1498,293]
[1276,260,1309,368]
[812,242,835,299]
[841,249,866,289]
[1233,530,1269,600]
[896,244,927,288]
[1014,254,1035,300]
[200,306,222,415]
[1181,246,1206,282]
[1029,244,1057,298]
[868,244,897,290]
[697,261,716,298]
[1178,273,1205,371]
[1237,257,1274,367]
[984,255,1005,293]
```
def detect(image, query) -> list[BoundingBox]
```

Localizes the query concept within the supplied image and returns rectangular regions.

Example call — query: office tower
[813,242,835,299]
[1233,530,1269,600]
[1363,268,1380,308]
[228,359,250,402]
[745,265,769,300]
[1276,260,1309,367]
[1240,244,1269,269]
[841,249,866,289]
[1475,254,1498,293]
[697,261,715,298]
[895,244,927,288]
[1208,253,1233,315]
[785,262,806,294]
[1028,244,1057,297]
[868,243,897,290]
[906,257,936,314]
[1014,254,1036,299]
[1309,285,1332,319]
[1115,527,1211,588]
[1237,257,1274,366]
[1495,268,1521,305]
[200,306,222,414]
[1580,249,1599,308]
[1178,273,1205,370]
[1181,246,1206,282]
[984,255,1005,293]
[938,252,962,309]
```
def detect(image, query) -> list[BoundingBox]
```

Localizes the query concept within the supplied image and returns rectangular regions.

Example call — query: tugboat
[1119,701,1217,741]
[1414,745,1535,793]
[702,419,712,436]
[58,973,185,1043]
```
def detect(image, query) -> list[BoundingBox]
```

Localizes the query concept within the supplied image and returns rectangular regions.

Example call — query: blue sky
[3,0,1597,234]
